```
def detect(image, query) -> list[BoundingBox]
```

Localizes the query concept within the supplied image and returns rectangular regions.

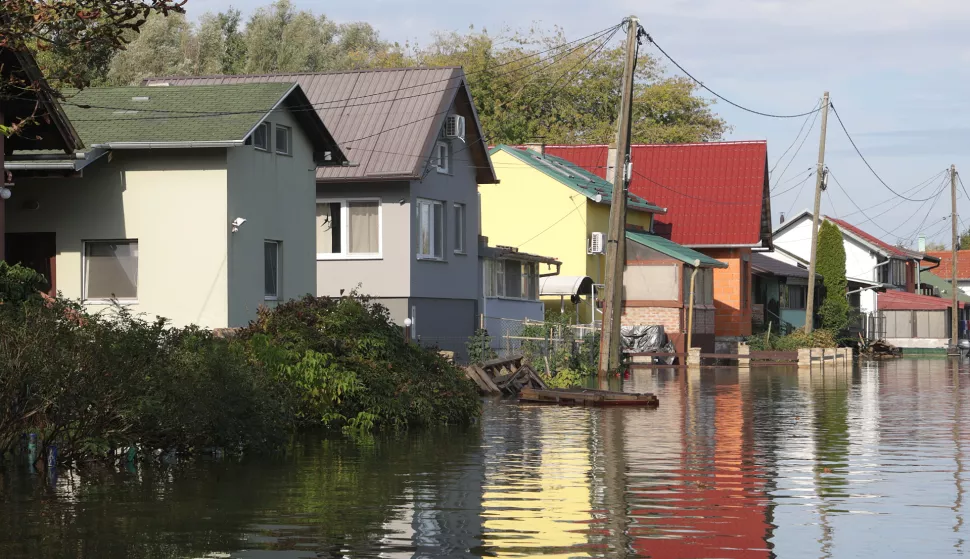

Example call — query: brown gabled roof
[143,67,497,184]
[1,47,82,153]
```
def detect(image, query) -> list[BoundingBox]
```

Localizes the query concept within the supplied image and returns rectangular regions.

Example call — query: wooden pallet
[518,387,659,407]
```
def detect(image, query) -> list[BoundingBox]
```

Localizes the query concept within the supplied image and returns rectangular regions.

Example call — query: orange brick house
[545,142,773,344]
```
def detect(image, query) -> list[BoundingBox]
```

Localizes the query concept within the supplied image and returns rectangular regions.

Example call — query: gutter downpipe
[687,259,701,351]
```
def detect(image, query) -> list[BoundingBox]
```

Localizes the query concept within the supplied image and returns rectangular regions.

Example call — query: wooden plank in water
[518,387,659,407]
[472,365,502,393]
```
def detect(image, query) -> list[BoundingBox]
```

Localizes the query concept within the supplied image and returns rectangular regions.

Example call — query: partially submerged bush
[239,295,480,434]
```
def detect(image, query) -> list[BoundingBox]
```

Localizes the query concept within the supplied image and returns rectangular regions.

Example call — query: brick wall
[621,305,681,332]
[704,248,753,337]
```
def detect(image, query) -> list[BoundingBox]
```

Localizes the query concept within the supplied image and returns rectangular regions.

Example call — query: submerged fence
[478,316,599,371]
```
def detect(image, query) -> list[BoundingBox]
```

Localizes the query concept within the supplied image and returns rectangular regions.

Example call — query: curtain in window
[264,242,279,298]
[316,203,340,253]
[85,241,138,299]
[418,202,432,256]
[349,201,379,254]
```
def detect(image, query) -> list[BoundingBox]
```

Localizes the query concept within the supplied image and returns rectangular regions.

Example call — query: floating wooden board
[518,387,659,407]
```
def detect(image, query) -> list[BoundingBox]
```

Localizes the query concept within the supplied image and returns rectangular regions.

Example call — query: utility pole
[952,164,959,348]
[803,92,830,334]
[598,16,640,377]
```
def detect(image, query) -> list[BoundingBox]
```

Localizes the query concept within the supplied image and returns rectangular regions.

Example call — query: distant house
[478,237,561,356]
[480,145,666,324]
[541,142,772,345]
[925,250,970,296]
[4,83,345,328]
[877,291,967,353]
[771,212,936,336]
[148,68,498,360]
[751,252,821,332]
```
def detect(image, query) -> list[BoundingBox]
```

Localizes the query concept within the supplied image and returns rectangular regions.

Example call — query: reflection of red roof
[825,216,911,258]
[879,290,964,310]
[925,250,970,280]
[545,142,770,247]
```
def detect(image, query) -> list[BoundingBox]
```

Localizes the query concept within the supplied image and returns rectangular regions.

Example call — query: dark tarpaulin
[621,325,675,364]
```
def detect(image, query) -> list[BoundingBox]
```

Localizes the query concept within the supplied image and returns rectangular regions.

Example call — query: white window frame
[316,198,383,261]
[81,239,139,304]
[275,124,291,156]
[416,198,445,260]
[434,141,450,174]
[253,121,270,151]
[453,202,466,254]
[264,240,281,301]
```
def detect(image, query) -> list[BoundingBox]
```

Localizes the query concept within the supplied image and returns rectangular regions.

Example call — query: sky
[186,0,970,249]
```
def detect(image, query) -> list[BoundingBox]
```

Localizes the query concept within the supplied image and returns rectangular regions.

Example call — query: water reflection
[3,360,970,558]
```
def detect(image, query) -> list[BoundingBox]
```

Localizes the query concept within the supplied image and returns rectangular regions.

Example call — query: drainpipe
[687,260,700,350]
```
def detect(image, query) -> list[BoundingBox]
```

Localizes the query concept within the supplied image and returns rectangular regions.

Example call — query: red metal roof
[825,217,912,259]
[878,290,964,310]
[925,250,970,280]
[544,142,770,246]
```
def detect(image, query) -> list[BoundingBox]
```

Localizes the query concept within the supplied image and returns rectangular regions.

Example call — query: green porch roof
[920,271,970,303]
[490,144,665,214]
[626,229,728,268]
[59,83,297,145]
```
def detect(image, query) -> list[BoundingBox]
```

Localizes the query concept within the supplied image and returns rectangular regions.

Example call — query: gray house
[146,68,498,359]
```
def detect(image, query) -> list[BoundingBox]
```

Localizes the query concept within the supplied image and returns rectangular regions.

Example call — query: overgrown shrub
[238,295,481,434]
[0,262,46,304]
[466,329,497,366]
[543,368,587,389]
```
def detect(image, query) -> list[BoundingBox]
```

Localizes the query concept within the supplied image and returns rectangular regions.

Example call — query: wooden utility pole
[803,92,830,334]
[598,16,640,377]
[952,164,959,348]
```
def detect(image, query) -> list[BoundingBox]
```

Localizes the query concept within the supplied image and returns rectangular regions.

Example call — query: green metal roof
[626,229,728,268]
[920,271,970,303]
[59,83,297,146]
[490,144,665,214]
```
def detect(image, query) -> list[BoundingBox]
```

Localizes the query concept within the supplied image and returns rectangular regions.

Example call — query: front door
[5,232,56,296]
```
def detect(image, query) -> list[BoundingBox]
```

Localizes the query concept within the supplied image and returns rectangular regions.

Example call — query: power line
[771,106,822,191]
[773,169,814,197]
[785,171,816,216]
[830,103,944,202]
[839,169,949,220]
[960,173,970,203]
[827,168,913,239]
[644,33,822,119]
[770,100,821,179]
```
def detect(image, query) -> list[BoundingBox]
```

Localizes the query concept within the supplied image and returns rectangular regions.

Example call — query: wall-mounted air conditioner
[444,115,466,142]
[588,232,606,255]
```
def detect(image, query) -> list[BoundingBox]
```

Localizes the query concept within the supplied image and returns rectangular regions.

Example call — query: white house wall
[7,150,230,328]
[226,108,318,327]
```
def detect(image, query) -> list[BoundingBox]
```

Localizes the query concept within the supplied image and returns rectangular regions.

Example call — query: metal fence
[478,316,599,371]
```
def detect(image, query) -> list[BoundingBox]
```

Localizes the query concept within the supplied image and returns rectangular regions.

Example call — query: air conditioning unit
[444,115,466,142]
[588,232,606,255]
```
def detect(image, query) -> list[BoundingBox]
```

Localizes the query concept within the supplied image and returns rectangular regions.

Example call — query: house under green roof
[626,229,728,268]
[920,271,970,303]
[16,83,344,166]
[489,144,666,214]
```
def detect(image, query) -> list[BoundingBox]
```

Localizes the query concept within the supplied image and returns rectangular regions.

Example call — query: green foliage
[0,262,47,305]
[238,295,481,435]
[817,221,850,332]
[745,329,838,351]
[543,368,587,389]
[465,329,497,366]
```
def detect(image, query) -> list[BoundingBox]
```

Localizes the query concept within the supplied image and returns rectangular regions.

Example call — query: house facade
[4,83,344,329]
[925,250,970,296]
[149,69,497,359]
[751,252,821,331]
[480,145,663,324]
[542,142,773,343]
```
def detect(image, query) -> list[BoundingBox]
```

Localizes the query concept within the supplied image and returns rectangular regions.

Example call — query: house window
[275,125,291,156]
[252,122,270,151]
[316,199,381,259]
[781,284,807,310]
[454,203,466,254]
[417,198,444,259]
[484,259,538,301]
[682,267,714,306]
[83,240,138,301]
[434,141,450,174]
[265,241,280,300]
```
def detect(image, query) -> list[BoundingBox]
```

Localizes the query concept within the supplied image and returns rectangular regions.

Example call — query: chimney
[918,235,926,253]
[606,145,618,182]
[779,212,786,225]
[524,143,545,155]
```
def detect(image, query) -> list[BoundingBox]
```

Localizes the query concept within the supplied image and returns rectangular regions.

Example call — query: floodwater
[3,360,970,558]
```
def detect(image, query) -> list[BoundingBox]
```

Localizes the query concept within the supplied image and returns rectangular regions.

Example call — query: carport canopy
[539,275,594,297]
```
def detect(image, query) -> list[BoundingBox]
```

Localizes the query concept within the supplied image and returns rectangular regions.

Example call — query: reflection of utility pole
[600,408,631,558]
[953,365,964,551]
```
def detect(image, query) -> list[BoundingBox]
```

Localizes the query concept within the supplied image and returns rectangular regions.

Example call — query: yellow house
[481,145,664,323]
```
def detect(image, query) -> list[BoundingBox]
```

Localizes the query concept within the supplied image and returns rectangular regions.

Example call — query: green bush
[238,295,481,434]
[0,261,47,304]
[543,368,587,389]
[817,221,850,332]
[466,329,497,365]
[746,329,838,351]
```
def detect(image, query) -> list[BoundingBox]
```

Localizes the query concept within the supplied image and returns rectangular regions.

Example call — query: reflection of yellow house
[480,146,664,322]
[482,412,594,558]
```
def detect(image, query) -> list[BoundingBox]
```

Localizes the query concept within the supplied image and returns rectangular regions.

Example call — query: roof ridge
[146,66,463,82]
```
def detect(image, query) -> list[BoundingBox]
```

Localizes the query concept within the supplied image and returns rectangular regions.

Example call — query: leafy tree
[816,220,850,332]
[107,11,195,85]
[3,0,183,134]
[925,241,947,251]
